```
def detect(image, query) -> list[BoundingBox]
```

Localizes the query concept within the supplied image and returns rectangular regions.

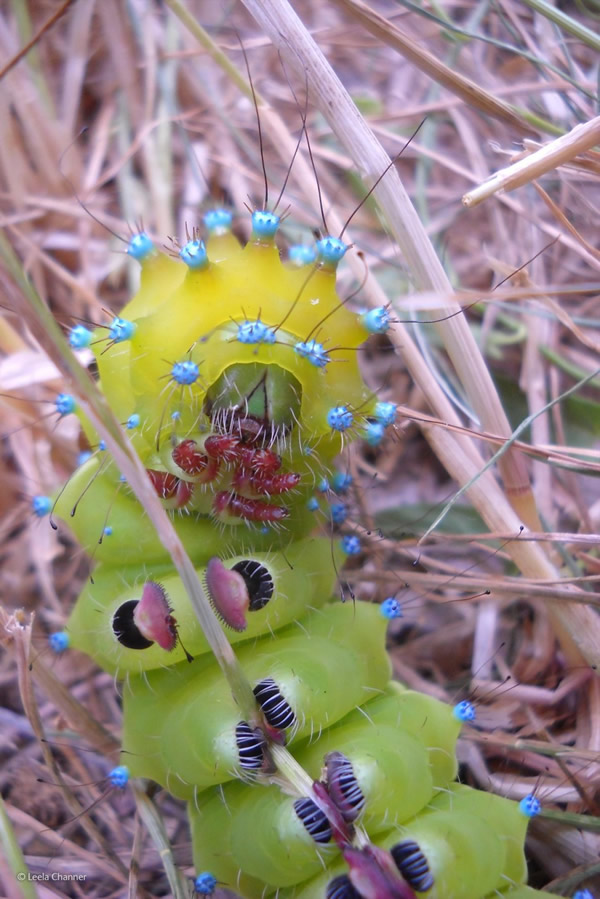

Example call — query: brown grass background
[1,0,600,896]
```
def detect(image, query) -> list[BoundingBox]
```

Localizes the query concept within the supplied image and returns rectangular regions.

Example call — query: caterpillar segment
[57,221,378,543]
[286,783,527,899]
[187,691,457,894]
[120,602,391,797]
[65,537,336,674]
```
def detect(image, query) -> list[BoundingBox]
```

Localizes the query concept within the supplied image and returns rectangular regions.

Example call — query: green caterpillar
[42,205,560,898]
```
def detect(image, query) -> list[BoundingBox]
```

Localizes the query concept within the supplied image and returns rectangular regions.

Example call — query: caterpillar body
[66,536,337,673]
[16,39,561,893]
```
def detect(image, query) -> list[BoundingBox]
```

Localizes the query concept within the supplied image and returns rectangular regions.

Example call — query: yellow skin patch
[99,241,372,451]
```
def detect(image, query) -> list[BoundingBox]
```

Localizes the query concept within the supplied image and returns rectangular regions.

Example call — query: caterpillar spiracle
[4,8,575,898]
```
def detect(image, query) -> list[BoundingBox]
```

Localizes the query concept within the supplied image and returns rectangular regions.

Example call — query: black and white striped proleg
[326,874,362,899]
[390,840,434,892]
[231,559,274,610]
[235,721,266,771]
[253,677,296,730]
[293,797,332,844]
[324,751,365,822]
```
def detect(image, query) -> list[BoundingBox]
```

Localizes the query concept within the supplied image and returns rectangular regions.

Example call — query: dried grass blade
[463,116,600,207]
[332,0,535,135]
[1,609,128,880]
[0,794,36,899]
[520,0,600,54]
[131,787,188,899]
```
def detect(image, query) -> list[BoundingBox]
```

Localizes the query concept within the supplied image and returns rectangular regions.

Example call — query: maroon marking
[172,439,210,475]
[146,469,194,507]
[312,780,354,847]
[204,434,241,463]
[147,469,179,499]
[237,446,281,474]
[205,557,249,631]
[133,582,178,651]
[231,467,252,490]
[213,491,289,522]
[343,845,417,899]
[250,472,301,495]
[173,478,194,506]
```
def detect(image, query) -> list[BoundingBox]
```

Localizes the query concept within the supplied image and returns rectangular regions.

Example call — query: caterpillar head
[56,215,382,555]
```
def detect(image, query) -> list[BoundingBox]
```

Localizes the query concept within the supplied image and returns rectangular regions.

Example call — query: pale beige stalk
[463,116,600,207]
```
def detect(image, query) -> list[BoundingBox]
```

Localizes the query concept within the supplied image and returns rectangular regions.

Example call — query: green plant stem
[521,0,600,53]
[163,0,255,100]
[0,795,36,899]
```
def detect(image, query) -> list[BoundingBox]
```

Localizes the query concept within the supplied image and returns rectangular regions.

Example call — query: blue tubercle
[316,236,348,266]
[127,232,154,260]
[330,503,347,525]
[288,244,317,266]
[180,239,208,269]
[237,320,276,345]
[374,401,397,427]
[327,405,354,432]
[98,440,107,451]
[519,794,541,818]
[69,325,93,349]
[126,413,140,429]
[341,535,361,556]
[306,496,320,512]
[364,421,386,446]
[317,478,330,494]
[55,393,76,417]
[172,360,200,386]
[203,209,232,233]
[295,339,329,368]
[380,598,403,620]
[103,526,113,537]
[49,631,70,653]
[194,872,217,896]
[108,765,130,789]
[77,450,92,466]
[573,891,594,899]
[361,306,390,334]
[453,700,476,723]
[109,317,137,343]
[332,471,353,493]
[252,210,280,239]
[32,495,52,517]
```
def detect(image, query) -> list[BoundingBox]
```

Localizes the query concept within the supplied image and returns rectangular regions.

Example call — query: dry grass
[1,0,600,896]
